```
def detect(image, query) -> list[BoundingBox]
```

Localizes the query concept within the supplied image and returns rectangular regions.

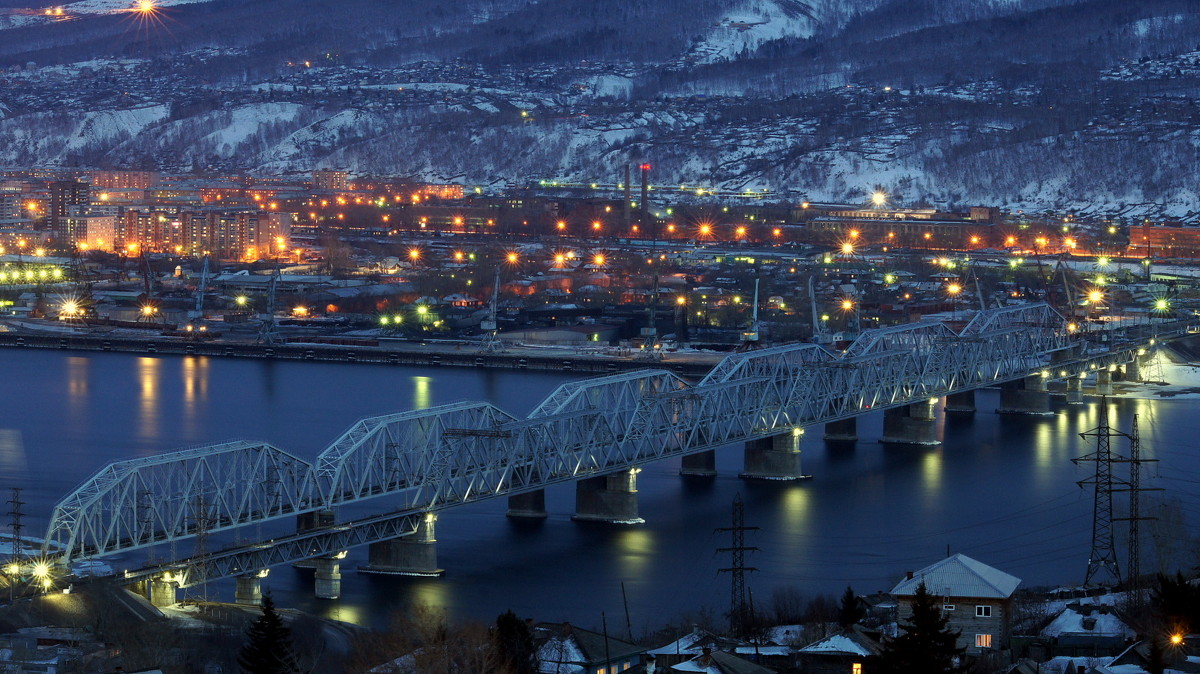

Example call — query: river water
[0,350,1197,630]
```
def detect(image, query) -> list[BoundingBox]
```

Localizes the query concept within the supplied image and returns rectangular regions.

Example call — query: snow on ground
[1113,352,1200,400]
[688,0,817,64]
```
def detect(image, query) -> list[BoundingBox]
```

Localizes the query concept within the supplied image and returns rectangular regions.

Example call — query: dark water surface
[1,349,1197,629]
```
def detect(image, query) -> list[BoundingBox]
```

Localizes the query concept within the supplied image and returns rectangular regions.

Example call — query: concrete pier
[741,431,808,480]
[574,469,644,524]
[313,556,342,599]
[823,418,858,442]
[880,400,940,446]
[1065,376,1084,404]
[945,390,976,414]
[148,577,178,608]
[235,573,265,606]
[360,513,444,576]
[506,489,548,519]
[997,377,1051,415]
[1125,357,1142,382]
[680,449,717,477]
[1096,369,1113,396]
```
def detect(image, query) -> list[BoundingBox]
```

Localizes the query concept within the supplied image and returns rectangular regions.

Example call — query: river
[0,349,1197,631]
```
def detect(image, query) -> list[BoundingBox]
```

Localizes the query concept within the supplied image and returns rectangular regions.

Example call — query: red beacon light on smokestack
[640,164,651,171]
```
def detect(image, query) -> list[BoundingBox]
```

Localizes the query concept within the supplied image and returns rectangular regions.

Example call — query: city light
[592,254,605,266]
[871,190,887,207]
[235,296,248,306]
[698,223,712,237]
[841,242,855,255]
[1087,289,1104,305]
[841,299,855,311]
[675,296,686,306]
[1170,634,1184,646]
[735,226,747,238]
[408,248,421,261]
[1154,298,1170,312]
[506,251,519,264]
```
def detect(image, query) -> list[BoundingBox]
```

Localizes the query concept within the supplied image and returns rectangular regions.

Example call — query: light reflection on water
[1,349,1198,628]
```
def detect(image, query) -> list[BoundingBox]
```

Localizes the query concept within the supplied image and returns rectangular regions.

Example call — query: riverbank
[0,320,721,377]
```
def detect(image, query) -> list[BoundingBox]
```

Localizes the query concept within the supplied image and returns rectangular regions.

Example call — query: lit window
[975,634,992,648]
[943,604,956,611]
[852,664,862,674]
[976,605,992,618]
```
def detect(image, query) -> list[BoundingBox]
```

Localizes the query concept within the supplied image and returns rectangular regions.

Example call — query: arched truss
[48,303,1084,564]
[44,441,319,561]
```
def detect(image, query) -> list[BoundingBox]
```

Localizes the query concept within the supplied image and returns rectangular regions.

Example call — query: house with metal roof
[890,553,1021,656]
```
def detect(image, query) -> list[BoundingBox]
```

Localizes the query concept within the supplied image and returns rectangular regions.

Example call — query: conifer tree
[878,582,968,674]
[838,586,865,629]
[493,610,538,674]
[238,592,301,674]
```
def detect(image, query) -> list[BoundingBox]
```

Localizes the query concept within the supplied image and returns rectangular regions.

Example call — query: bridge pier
[235,573,265,606]
[945,390,976,414]
[997,377,1051,415]
[148,577,178,608]
[574,469,644,524]
[506,490,548,519]
[741,429,808,480]
[1125,357,1142,382]
[823,418,858,442]
[314,556,343,599]
[680,450,717,477]
[1065,375,1084,404]
[880,400,939,446]
[1096,369,1113,396]
[361,513,444,576]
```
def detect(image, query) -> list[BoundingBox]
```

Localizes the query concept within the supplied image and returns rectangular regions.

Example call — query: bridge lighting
[4,563,18,576]
[1097,256,1110,267]
[792,427,804,437]
[31,562,49,579]
[380,316,390,325]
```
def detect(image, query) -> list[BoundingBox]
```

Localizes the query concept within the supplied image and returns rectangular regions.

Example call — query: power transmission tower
[716,493,759,637]
[1075,400,1122,587]
[187,494,212,605]
[479,268,505,353]
[7,488,24,564]
[1112,415,1160,609]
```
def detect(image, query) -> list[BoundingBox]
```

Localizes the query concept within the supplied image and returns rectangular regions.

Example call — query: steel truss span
[47,303,1162,581]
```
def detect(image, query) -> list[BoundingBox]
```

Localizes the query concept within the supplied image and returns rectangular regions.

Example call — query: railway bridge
[29,303,1197,606]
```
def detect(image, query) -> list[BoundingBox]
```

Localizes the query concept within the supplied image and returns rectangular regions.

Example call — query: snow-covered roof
[890,553,1020,599]
[798,634,870,656]
[1040,605,1134,639]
